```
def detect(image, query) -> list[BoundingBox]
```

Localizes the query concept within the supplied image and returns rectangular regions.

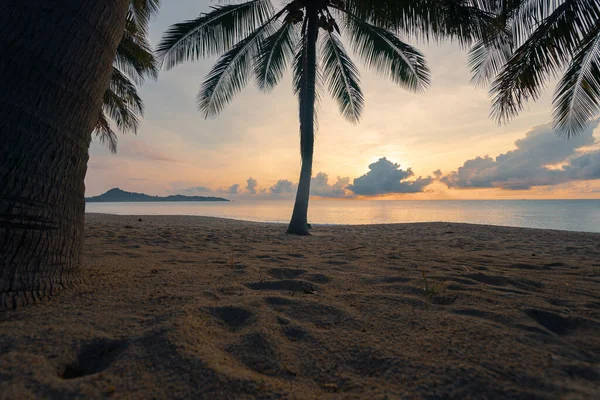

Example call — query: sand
[1,214,599,399]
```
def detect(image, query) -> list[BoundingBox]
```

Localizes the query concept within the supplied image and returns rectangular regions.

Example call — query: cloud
[246,177,257,194]
[170,157,431,199]
[269,179,297,194]
[441,121,600,190]
[120,140,179,162]
[228,184,240,194]
[311,172,351,197]
[347,157,433,195]
[563,151,600,181]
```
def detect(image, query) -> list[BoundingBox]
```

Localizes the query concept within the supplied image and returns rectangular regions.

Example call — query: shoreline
[85,212,600,235]
[2,214,599,398]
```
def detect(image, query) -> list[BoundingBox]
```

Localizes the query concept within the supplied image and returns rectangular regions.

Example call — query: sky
[85,0,600,200]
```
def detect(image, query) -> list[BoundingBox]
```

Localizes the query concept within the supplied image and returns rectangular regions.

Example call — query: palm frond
[346,0,494,46]
[129,0,161,35]
[509,0,595,42]
[468,34,513,87]
[157,0,273,69]
[198,10,284,117]
[94,112,119,154]
[553,21,600,138]
[490,0,596,124]
[115,19,158,84]
[341,10,430,92]
[321,32,364,123]
[254,22,298,92]
[103,68,144,134]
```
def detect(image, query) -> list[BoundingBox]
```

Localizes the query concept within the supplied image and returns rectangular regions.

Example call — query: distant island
[85,188,229,203]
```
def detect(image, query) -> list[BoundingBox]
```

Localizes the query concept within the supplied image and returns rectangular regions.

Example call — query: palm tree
[0,0,139,308]
[468,0,600,137]
[157,0,431,235]
[95,1,159,153]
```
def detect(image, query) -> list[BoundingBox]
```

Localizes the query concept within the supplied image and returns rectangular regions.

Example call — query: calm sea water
[85,199,600,233]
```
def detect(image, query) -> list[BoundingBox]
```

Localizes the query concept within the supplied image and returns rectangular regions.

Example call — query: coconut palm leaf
[341,10,430,92]
[94,67,142,154]
[103,68,144,134]
[489,0,597,124]
[553,21,600,138]
[198,11,285,117]
[254,22,298,91]
[468,33,513,87]
[115,19,158,84]
[129,0,160,35]
[321,32,363,123]
[94,112,119,154]
[157,0,274,69]
[509,0,576,41]
[347,0,494,45]
[93,0,158,153]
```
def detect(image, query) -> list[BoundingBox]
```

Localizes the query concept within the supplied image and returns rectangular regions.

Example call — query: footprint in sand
[287,253,304,258]
[209,306,255,331]
[465,273,544,291]
[226,332,288,376]
[58,338,128,380]
[525,309,599,335]
[508,263,551,271]
[265,296,356,329]
[266,268,307,279]
[282,325,312,341]
[246,280,318,293]
[325,260,348,266]
[452,309,547,335]
[563,364,600,382]
[304,273,332,284]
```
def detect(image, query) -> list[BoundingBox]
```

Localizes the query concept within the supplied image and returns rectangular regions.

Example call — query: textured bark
[287,7,319,236]
[0,0,130,308]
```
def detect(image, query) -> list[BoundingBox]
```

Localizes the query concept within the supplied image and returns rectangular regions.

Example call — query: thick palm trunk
[0,0,130,308]
[287,7,319,235]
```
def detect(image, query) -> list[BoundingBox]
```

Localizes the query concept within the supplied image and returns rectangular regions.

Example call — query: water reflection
[86,199,600,233]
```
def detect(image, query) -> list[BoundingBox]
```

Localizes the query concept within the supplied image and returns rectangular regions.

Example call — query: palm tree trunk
[0,0,130,309]
[287,7,319,235]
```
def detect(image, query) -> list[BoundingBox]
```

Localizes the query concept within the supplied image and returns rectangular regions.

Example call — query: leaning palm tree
[158,0,431,235]
[0,0,132,309]
[0,0,160,308]
[468,0,600,137]
[95,1,159,153]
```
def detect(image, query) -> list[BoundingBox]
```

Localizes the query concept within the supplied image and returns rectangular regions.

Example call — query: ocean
[85,199,600,233]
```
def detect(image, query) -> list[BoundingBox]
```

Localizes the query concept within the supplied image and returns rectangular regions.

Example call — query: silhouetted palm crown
[157,0,431,124]
[356,0,600,137]
[467,0,600,137]
[94,0,160,153]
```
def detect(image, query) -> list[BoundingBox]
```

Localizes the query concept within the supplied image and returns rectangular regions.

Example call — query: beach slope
[1,214,599,399]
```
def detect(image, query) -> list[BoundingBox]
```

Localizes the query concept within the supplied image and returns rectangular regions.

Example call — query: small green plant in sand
[420,270,445,302]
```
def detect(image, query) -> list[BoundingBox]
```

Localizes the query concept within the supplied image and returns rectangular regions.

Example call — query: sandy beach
[1,213,599,399]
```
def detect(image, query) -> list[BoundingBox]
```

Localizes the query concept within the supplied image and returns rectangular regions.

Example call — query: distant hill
[85,188,229,203]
